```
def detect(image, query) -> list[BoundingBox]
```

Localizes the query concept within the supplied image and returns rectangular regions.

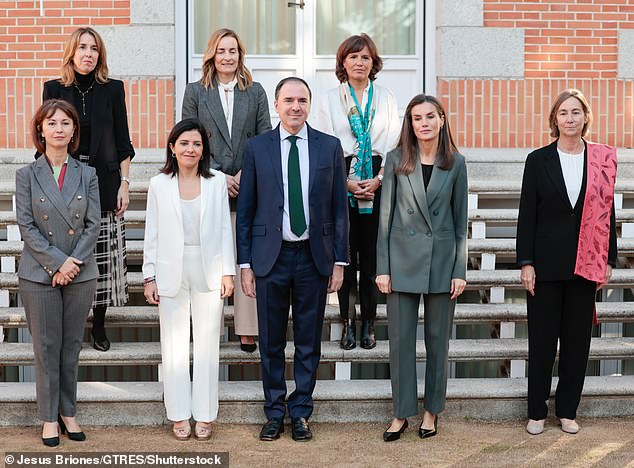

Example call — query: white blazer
[142,171,236,297]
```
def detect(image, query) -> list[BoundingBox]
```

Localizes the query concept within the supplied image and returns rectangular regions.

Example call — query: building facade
[2,0,633,153]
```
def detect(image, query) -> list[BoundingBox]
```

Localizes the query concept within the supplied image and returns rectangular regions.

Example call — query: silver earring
[171,153,176,158]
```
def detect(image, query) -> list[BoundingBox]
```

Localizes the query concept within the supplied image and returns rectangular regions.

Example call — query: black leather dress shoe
[360,320,376,349]
[291,417,312,441]
[91,328,110,352]
[418,415,438,439]
[383,418,408,442]
[259,418,284,441]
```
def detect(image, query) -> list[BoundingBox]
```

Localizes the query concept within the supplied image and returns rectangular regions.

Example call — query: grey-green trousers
[387,291,455,418]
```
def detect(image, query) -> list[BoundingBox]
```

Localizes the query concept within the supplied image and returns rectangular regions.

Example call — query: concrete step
[4,269,634,292]
[5,209,634,228]
[1,375,633,425]
[2,302,634,329]
[1,337,633,366]
[4,238,634,259]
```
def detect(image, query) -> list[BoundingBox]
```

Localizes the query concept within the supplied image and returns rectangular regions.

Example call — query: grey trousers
[19,278,96,422]
[387,291,455,418]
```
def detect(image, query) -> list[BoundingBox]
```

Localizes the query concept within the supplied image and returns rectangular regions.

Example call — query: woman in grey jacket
[376,94,468,442]
[17,99,100,446]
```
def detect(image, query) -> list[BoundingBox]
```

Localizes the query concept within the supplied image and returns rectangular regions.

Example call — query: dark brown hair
[161,118,213,178]
[548,89,593,138]
[335,34,383,83]
[274,76,312,101]
[32,99,80,154]
[395,94,458,175]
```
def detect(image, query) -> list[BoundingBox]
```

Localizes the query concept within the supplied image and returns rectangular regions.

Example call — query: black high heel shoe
[91,328,110,352]
[58,415,86,442]
[418,414,438,439]
[383,418,408,442]
[42,423,59,447]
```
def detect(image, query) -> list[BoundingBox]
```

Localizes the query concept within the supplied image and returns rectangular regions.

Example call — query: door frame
[174,0,436,121]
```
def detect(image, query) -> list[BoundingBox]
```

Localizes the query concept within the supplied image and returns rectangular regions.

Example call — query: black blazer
[516,140,617,282]
[43,79,135,212]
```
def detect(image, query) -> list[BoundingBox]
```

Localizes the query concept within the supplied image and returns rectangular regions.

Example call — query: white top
[558,148,585,207]
[217,78,238,138]
[279,124,310,241]
[315,82,400,165]
[180,195,201,245]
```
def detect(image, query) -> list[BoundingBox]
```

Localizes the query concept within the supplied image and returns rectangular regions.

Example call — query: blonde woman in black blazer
[43,27,135,352]
[517,89,617,435]
[376,95,468,442]
[182,28,271,352]
[17,100,100,446]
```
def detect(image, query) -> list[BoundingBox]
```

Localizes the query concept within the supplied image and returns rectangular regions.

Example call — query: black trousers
[338,155,382,323]
[527,277,596,420]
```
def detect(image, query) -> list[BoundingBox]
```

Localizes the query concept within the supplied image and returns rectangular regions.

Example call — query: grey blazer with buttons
[16,155,100,284]
[376,149,468,294]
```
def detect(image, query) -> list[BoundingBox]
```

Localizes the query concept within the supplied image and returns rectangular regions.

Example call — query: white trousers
[159,246,222,422]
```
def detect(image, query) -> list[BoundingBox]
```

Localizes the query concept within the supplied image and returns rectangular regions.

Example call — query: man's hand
[241,268,256,298]
[327,265,344,293]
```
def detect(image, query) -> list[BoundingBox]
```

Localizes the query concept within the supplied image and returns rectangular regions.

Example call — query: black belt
[281,239,309,249]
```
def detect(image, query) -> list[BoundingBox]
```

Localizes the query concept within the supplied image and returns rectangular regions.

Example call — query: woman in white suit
[143,118,235,440]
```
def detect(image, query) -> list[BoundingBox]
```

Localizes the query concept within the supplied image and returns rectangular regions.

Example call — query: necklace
[73,80,95,116]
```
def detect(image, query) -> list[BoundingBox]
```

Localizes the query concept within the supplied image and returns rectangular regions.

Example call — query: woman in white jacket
[143,118,235,440]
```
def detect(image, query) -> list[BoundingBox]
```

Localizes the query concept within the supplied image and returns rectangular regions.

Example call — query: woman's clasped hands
[52,256,83,287]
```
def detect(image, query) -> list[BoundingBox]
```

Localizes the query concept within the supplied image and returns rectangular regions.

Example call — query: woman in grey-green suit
[376,94,468,442]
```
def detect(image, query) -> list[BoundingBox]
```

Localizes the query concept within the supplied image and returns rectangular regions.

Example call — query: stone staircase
[1,149,633,426]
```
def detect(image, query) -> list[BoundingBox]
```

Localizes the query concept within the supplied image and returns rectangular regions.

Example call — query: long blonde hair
[59,27,109,86]
[200,28,252,90]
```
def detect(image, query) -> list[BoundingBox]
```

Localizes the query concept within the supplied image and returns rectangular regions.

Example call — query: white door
[178,0,428,124]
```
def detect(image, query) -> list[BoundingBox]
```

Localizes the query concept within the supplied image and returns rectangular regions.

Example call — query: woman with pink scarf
[517,89,617,436]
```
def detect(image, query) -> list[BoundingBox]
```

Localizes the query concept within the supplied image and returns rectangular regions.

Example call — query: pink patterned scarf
[574,141,617,284]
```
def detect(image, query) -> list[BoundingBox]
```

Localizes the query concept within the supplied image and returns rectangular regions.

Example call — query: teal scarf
[347,81,375,213]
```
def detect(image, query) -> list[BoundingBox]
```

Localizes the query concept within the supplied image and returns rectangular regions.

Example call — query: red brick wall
[441,0,634,148]
[0,1,174,150]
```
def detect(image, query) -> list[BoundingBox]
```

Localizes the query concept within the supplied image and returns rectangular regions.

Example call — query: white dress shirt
[315,82,400,165]
[217,78,238,138]
[279,124,310,241]
[558,147,585,207]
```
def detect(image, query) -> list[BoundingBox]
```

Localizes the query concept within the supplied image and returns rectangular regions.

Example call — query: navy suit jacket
[236,124,349,277]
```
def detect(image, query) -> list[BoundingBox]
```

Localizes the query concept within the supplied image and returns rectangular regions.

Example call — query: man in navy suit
[237,77,349,441]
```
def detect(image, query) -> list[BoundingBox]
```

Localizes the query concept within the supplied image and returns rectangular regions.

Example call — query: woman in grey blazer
[182,28,271,352]
[17,99,100,446]
[376,94,468,441]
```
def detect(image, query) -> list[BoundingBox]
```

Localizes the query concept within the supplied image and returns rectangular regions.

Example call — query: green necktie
[287,135,307,237]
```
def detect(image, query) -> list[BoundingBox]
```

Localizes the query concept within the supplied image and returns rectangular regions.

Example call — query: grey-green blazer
[376,149,468,293]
